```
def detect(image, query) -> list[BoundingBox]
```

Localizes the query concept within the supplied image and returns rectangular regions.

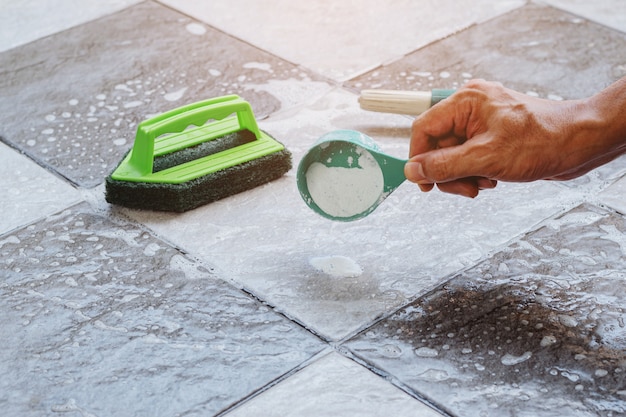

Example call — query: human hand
[404,78,626,198]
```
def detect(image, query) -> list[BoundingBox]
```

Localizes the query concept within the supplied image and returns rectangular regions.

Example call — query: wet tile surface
[160,0,525,81]
[600,176,626,215]
[123,88,582,341]
[224,352,445,417]
[345,204,626,416]
[346,4,626,99]
[0,1,331,187]
[3,1,626,416]
[0,142,82,236]
[0,203,324,416]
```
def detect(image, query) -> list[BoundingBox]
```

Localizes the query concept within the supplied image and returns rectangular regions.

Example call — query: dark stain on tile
[345,4,626,99]
[0,1,326,187]
[0,203,324,416]
[346,204,626,416]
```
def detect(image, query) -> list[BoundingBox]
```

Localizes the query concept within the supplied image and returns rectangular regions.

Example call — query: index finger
[409,96,460,157]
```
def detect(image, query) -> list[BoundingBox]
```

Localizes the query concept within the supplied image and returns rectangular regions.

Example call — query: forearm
[553,77,626,179]
[582,77,626,156]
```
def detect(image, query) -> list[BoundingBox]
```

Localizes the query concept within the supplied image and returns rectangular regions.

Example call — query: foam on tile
[185,22,206,35]
[164,87,188,102]
[415,347,439,358]
[243,62,273,72]
[500,351,532,366]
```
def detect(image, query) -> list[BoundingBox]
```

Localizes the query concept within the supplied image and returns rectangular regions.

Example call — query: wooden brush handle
[358,89,455,115]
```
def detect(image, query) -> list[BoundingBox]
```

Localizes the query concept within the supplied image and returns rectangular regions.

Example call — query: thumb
[405,143,483,184]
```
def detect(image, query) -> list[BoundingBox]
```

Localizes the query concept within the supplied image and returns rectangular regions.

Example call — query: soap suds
[243,62,273,72]
[415,346,439,357]
[164,87,187,102]
[186,23,206,35]
[123,100,143,109]
[501,351,532,366]
[540,335,557,347]
[305,146,384,218]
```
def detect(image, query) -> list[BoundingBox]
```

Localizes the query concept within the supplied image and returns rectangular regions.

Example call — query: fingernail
[405,161,426,183]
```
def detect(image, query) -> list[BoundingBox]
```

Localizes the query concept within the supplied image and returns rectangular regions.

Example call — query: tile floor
[1,1,625,416]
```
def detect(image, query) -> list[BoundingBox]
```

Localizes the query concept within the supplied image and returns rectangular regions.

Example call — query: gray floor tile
[0,142,81,235]
[159,0,524,81]
[0,203,324,416]
[0,0,141,53]
[0,1,330,188]
[346,4,626,99]
[541,0,626,33]
[346,203,626,416]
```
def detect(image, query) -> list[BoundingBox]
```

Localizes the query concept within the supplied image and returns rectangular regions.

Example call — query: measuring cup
[297,130,407,221]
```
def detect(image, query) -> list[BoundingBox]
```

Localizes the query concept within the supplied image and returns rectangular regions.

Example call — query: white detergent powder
[305,147,384,218]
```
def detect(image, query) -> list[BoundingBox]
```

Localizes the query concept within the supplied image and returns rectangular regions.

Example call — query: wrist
[551,78,626,179]
[584,78,626,153]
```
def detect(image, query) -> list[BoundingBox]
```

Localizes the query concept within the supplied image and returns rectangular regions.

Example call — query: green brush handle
[431,88,454,105]
[128,95,262,176]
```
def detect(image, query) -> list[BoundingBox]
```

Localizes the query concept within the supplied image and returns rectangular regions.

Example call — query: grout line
[236,285,333,343]
[338,347,457,417]
[0,134,84,189]
[214,348,334,417]
[0,0,150,54]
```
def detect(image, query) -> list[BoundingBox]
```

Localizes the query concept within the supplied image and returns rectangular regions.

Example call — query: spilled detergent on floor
[309,255,363,278]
